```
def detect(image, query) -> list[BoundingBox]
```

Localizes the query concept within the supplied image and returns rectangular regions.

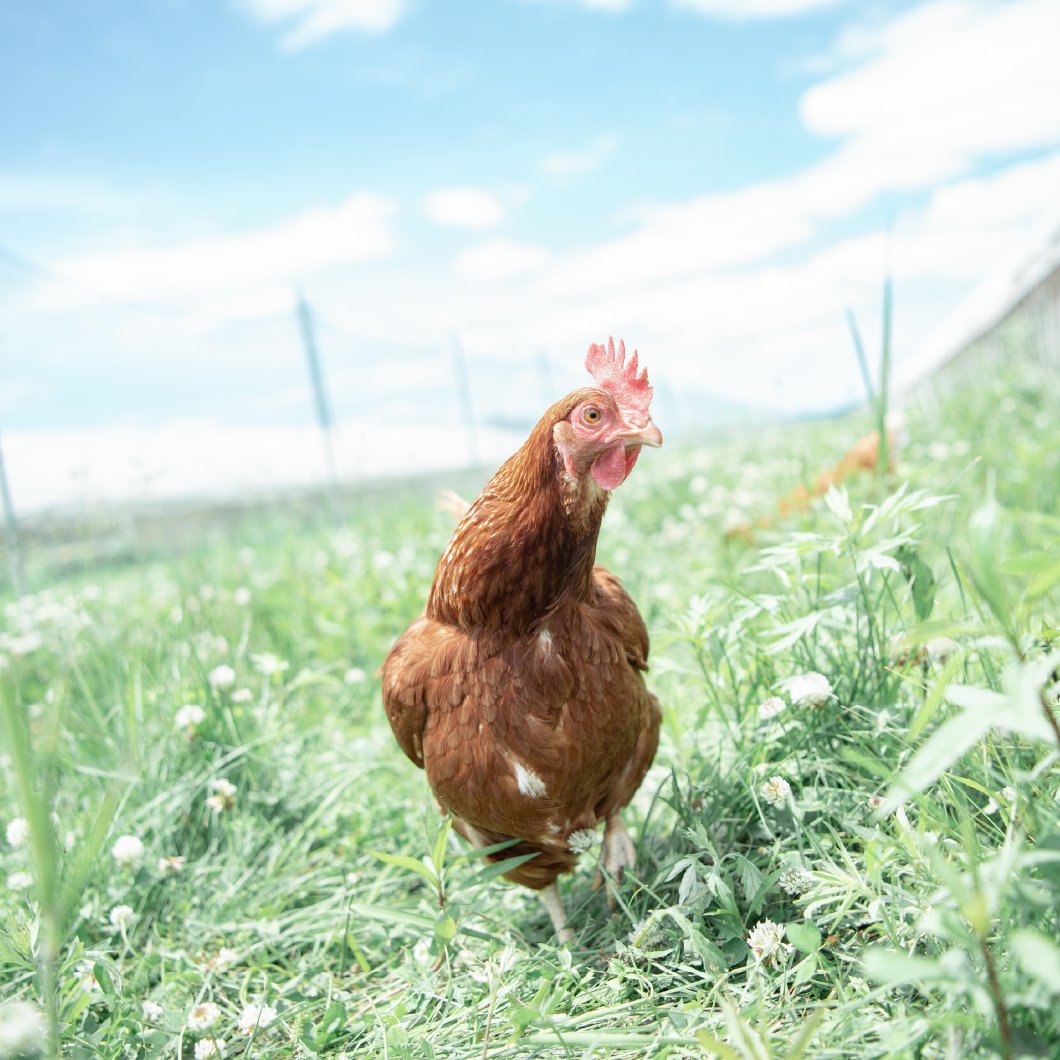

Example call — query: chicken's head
[552,338,662,491]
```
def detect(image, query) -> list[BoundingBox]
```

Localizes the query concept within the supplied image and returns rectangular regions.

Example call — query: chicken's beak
[618,419,663,448]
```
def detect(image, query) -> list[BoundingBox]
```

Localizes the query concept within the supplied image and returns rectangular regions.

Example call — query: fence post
[0,427,27,596]
[295,292,339,500]
[450,333,479,466]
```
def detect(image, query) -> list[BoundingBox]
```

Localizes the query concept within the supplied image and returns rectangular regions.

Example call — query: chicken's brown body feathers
[380,390,661,890]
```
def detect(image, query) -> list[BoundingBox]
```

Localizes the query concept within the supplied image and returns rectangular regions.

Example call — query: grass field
[1,335,1058,1058]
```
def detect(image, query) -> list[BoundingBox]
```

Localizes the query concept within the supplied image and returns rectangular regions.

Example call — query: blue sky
[1,0,1059,509]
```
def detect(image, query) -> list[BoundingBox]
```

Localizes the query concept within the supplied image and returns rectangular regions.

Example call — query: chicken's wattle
[590,443,640,491]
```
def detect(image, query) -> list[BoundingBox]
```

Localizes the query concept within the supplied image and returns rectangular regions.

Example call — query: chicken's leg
[594,814,637,898]
[540,883,574,944]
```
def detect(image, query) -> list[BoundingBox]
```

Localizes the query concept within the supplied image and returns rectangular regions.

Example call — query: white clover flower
[758,696,785,720]
[236,1002,277,1034]
[75,962,101,994]
[158,854,185,875]
[187,1001,221,1031]
[251,653,288,678]
[786,672,833,709]
[1001,785,1016,802]
[204,947,238,972]
[233,587,252,607]
[194,1038,226,1058]
[924,637,958,665]
[778,866,815,896]
[141,999,164,1023]
[230,687,253,704]
[109,904,136,929]
[175,704,205,732]
[867,795,885,810]
[761,776,792,808]
[0,1000,47,1054]
[344,667,367,686]
[206,778,237,814]
[746,919,792,966]
[7,871,33,891]
[112,834,145,867]
[208,665,236,691]
[568,828,598,854]
[6,817,30,847]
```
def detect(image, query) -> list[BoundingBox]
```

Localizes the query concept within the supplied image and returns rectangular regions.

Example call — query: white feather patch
[511,757,547,799]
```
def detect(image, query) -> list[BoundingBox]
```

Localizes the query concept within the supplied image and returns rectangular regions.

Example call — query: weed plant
[0,330,1057,1057]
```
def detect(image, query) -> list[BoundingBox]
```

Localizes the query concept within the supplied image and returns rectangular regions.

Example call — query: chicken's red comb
[585,337,652,417]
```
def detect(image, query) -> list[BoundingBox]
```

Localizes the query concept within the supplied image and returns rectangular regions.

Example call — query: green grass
[1,330,1058,1058]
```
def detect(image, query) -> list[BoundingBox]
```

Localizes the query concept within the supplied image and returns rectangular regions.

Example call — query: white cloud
[522,0,631,13]
[802,0,1060,164]
[237,0,404,49]
[454,238,550,280]
[541,135,619,179]
[673,0,844,19]
[424,188,505,230]
[37,193,395,307]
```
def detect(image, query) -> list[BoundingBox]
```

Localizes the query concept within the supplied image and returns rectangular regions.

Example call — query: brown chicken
[380,338,663,942]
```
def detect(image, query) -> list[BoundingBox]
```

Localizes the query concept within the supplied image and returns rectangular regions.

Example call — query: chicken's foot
[540,883,574,944]
[594,814,637,902]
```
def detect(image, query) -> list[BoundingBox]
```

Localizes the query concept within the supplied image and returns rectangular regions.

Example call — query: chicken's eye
[582,407,602,425]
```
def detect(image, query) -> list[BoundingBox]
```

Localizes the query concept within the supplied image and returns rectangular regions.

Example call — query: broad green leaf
[1011,930,1060,993]
[367,850,439,885]
[862,947,947,985]
[785,921,821,954]
[909,653,964,739]
[881,711,989,813]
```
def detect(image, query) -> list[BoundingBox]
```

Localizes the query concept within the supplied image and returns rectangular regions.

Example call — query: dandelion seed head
[7,871,33,891]
[344,667,367,685]
[6,817,30,847]
[233,587,252,606]
[761,775,792,808]
[111,834,145,867]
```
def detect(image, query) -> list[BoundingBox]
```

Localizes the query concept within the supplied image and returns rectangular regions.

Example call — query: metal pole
[0,428,27,596]
[295,292,338,489]
[451,333,479,465]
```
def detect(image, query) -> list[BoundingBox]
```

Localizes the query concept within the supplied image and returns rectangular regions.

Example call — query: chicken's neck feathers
[426,418,608,633]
